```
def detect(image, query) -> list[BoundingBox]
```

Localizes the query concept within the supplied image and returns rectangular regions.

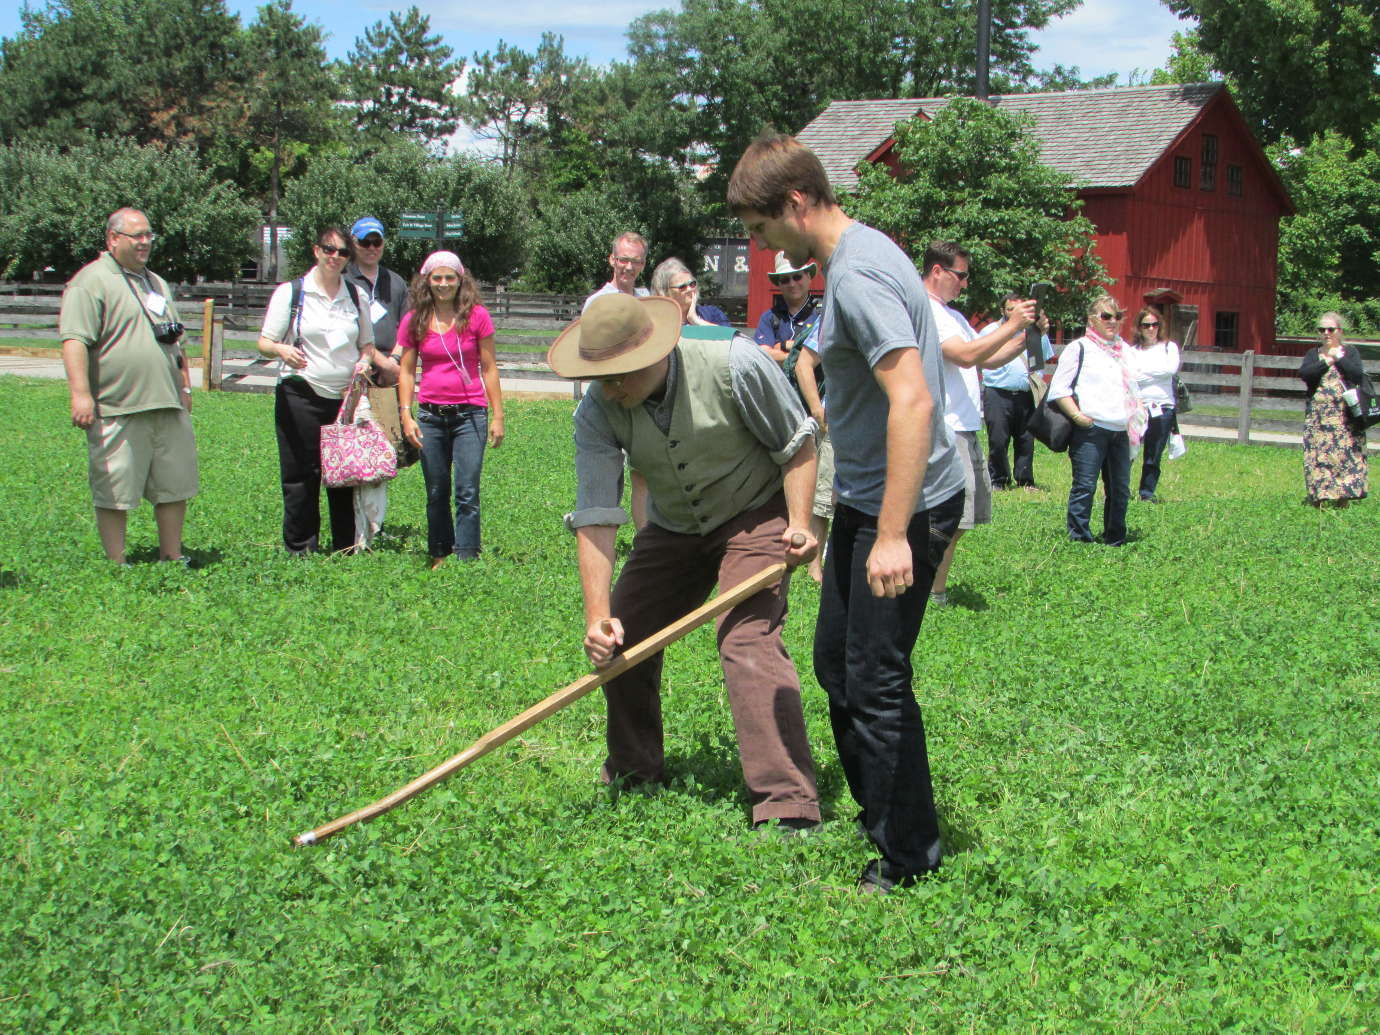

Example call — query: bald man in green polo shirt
[60,208,198,564]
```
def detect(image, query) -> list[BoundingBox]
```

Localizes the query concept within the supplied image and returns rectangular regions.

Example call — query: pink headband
[420,251,464,277]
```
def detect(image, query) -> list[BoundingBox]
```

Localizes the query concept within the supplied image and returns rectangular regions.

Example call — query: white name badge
[146,292,168,316]
[325,328,350,349]
[368,300,388,324]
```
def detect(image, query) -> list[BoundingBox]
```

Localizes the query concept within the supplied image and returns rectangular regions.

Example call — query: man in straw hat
[547,293,822,833]
[728,132,965,892]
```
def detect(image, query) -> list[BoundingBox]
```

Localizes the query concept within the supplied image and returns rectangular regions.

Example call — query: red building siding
[749,91,1290,354]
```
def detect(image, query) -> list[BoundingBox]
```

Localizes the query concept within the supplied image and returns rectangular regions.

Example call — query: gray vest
[602,340,782,535]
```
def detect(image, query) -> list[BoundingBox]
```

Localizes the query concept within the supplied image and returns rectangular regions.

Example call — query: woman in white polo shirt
[1049,294,1147,545]
[257,226,375,554]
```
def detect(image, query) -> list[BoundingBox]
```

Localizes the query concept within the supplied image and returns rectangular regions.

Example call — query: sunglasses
[670,279,697,291]
[1097,310,1125,321]
[1139,321,1159,328]
[356,236,384,247]
[1317,326,1340,334]
[317,244,350,257]
[771,272,809,284]
[942,266,970,282]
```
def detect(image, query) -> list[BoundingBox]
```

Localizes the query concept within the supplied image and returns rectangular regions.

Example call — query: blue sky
[4,0,1190,103]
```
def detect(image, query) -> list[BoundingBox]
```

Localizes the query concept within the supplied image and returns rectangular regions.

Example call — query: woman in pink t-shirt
[398,252,505,568]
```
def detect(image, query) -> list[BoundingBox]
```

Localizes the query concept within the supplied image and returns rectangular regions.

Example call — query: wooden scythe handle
[294,561,790,846]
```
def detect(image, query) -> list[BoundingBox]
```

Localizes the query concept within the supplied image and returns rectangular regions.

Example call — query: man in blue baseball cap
[346,216,409,385]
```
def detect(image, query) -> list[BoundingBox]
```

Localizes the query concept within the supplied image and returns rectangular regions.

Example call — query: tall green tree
[459,33,592,173]
[844,99,1106,323]
[0,0,243,153]
[241,0,342,279]
[619,0,1084,194]
[1164,0,1380,147]
[343,7,462,150]
[1148,29,1215,85]
[1269,130,1380,334]
[280,141,528,282]
[0,139,258,280]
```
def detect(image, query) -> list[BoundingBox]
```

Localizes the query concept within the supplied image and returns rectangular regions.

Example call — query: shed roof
[796,83,1225,191]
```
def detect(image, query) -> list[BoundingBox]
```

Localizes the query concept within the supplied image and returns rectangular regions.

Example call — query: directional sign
[399,212,438,240]
[442,212,465,239]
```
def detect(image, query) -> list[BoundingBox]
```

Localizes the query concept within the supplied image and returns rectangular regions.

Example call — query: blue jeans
[417,404,487,558]
[1138,408,1175,498]
[813,490,964,882]
[1067,424,1131,544]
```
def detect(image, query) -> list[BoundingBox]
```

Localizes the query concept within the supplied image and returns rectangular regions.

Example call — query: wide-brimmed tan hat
[547,294,683,379]
[771,251,817,280]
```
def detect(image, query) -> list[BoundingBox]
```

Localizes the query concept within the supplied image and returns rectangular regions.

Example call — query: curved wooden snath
[294,561,791,846]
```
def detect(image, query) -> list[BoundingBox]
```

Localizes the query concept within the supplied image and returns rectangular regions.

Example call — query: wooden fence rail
[1048,346,1380,447]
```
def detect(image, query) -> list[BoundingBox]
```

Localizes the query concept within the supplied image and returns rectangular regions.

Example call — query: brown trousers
[601,494,820,824]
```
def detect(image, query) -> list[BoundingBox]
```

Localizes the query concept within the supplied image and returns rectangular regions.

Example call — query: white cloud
[1029,0,1189,82]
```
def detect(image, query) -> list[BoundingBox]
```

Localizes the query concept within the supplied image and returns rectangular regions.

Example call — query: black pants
[983,385,1037,488]
[274,378,355,553]
[813,491,964,881]
[1138,408,1176,499]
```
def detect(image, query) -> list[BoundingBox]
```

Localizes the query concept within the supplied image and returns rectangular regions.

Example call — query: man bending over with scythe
[547,293,823,833]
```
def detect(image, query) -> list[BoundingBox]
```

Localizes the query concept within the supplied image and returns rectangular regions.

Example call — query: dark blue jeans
[417,404,487,558]
[813,490,963,882]
[1067,424,1131,544]
[1138,408,1175,499]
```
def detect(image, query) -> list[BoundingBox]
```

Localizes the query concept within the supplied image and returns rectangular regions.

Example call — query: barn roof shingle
[796,83,1224,191]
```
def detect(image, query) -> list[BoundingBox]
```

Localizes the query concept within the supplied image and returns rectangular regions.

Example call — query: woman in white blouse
[1127,307,1181,502]
[1048,294,1147,545]
[257,227,375,554]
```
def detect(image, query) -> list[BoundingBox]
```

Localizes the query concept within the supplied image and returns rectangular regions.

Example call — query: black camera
[154,321,184,345]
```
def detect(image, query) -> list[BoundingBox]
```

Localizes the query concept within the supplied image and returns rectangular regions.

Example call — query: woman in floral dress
[1299,312,1367,506]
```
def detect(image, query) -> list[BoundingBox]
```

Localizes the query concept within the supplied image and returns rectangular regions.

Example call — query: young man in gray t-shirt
[729,133,965,893]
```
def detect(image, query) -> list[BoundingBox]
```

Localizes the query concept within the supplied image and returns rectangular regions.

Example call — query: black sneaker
[857,859,932,894]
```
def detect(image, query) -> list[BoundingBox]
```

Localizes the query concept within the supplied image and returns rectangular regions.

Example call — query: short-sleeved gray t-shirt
[818,222,962,515]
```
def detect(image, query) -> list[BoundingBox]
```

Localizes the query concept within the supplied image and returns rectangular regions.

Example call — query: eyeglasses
[1138,321,1159,328]
[612,255,645,267]
[356,236,383,248]
[942,266,970,282]
[670,279,697,291]
[317,244,350,257]
[771,272,809,284]
[115,231,156,243]
[1317,326,1340,334]
[1097,310,1125,321]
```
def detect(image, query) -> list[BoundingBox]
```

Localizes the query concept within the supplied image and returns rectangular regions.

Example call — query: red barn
[748,83,1293,353]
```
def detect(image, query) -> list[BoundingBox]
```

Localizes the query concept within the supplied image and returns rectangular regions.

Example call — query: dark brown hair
[921,241,971,276]
[1131,307,1164,346]
[727,133,837,217]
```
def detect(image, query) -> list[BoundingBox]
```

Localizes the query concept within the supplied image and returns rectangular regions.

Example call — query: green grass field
[2,376,1376,1031]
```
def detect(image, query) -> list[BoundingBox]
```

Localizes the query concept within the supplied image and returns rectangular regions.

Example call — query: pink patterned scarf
[1085,327,1147,445]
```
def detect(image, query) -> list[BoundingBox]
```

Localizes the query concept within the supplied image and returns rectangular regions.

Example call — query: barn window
[1226,164,1243,197]
[1174,156,1191,189]
[1200,135,1218,191]
[1214,310,1238,350]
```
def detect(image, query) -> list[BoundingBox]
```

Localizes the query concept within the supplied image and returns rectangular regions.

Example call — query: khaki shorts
[812,432,836,519]
[955,429,992,529]
[87,409,199,510]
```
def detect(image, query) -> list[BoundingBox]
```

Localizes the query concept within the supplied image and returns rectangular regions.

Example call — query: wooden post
[208,317,224,391]
[1236,349,1255,444]
[200,298,214,392]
